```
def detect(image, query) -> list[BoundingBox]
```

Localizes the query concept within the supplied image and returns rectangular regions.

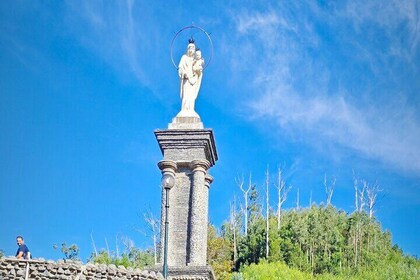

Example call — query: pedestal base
[152,265,216,280]
[169,117,204,129]
[154,126,218,278]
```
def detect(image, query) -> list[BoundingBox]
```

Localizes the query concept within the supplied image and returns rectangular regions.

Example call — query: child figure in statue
[192,49,204,99]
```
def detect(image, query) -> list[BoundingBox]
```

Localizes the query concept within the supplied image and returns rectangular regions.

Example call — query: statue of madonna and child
[175,38,204,119]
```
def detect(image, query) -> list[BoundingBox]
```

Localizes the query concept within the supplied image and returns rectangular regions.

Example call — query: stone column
[157,160,177,264]
[154,128,218,279]
[202,174,213,262]
[188,160,210,265]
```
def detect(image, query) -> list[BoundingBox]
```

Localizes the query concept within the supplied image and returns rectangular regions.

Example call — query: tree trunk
[265,168,270,259]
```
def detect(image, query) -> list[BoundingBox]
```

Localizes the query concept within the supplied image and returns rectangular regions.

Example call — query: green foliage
[237,216,266,266]
[0,249,4,258]
[128,247,155,268]
[236,184,266,268]
[89,247,154,269]
[90,249,113,265]
[53,242,80,260]
[209,203,419,279]
[208,224,234,280]
[267,217,282,262]
[344,250,420,280]
[236,261,313,280]
[235,254,420,280]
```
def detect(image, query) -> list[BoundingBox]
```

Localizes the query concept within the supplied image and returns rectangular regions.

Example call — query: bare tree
[121,235,136,253]
[143,209,160,264]
[309,190,313,207]
[359,185,366,213]
[237,173,252,236]
[364,181,382,219]
[324,174,336,206]
[105,238,110,256]
[229,197,238,264]
[274,167,291,230]
[352,173,381,267]
[115,235,120,258]
[90,233,98,257]
[352,176,369,268]
[351,173,361,267]
[265,167,270,259]
[353,174,367,213]
[353,175,359,212]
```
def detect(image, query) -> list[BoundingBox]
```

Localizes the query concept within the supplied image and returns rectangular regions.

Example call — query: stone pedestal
[152,266,216,280]
[154,118,218,280]
[168,116,204,129]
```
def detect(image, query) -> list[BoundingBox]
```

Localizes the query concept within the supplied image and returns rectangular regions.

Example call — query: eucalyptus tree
[275,167,291,230]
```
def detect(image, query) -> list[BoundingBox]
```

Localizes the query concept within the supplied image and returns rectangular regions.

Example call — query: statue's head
[187,37,196,56]
[195,49,202,59]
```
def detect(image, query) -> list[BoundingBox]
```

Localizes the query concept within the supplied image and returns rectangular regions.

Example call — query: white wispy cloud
[229,1,420,175]
[344,0,420,72]
[64,0,152,86]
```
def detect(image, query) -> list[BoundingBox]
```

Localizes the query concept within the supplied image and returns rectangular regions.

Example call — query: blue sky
[0,0,419,261]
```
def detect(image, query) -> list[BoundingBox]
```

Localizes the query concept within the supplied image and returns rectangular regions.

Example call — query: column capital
[158,160,177,175]
[190,160,210,173]
[205,175,214,188]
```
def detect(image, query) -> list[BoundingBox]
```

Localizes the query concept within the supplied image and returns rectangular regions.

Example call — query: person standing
[16,236,31,259]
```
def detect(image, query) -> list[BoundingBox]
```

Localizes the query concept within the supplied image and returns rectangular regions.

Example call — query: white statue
[193,49,204,96]
[176,39,204,118]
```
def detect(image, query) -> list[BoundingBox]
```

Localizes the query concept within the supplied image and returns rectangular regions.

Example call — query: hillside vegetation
[207,173,419,279]
[80,172,419,279]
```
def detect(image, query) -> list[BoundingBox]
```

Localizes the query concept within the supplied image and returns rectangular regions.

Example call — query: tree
[53,242,80,260]
[275,167,291,230]
[353,174,367,213]
[207,224,233,280]
[89,240,154,269]
[120,235,135,253]
[324,174,336,206]
[229,197,240,264]
[237,261,313,280]
[127,247,154,268]
[238,215,266,266]
[216,172,419,278]
[364,180,381,219]
[142,209,160,264]
[90,249,113,264]
[237,183,265,266]
[90,233,98,257]
[353,173,359,212]
[347,211,369,269]
[265,167,270,259]
[237,174,252,236]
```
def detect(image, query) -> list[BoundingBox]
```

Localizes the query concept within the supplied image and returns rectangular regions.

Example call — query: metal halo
[170,24,213,70]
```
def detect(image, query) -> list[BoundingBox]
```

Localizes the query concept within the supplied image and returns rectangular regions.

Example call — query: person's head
[16,236,24,246]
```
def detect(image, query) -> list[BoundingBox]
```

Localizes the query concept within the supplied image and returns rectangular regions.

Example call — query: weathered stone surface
[169,117,204,129]
[155,129,218,167]
[16,269,25,277]
[0,258,162,280]
[155,126,217,279]
[152,265,215,280]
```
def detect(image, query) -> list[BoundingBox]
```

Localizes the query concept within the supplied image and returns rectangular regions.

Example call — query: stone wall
[0,257,163,280]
